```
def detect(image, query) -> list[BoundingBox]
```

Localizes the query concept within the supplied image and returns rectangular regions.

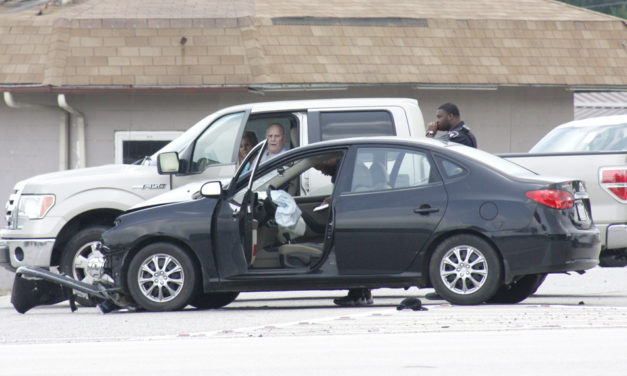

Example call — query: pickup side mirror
[200,181,223,198]
[157,152,180,174]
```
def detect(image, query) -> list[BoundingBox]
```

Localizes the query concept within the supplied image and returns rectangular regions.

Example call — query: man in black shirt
[425,103,477,148]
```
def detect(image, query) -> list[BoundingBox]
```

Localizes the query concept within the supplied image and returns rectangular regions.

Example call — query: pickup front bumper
[0,238,55,272]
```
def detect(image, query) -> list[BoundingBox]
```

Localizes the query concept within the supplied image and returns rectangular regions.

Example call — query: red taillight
[526,189,573,209]
[601,168,627,202]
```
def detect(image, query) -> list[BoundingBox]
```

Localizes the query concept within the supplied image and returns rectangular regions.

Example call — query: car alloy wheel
[429,234,502,305]
[439,245,488,295]
[137,253,186,303]
[127,242,198,311]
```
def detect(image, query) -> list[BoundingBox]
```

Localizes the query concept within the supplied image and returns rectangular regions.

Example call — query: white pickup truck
[0,98,425,294]
[503,115,627,266]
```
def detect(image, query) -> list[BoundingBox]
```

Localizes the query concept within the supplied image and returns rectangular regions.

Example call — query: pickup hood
[15,164,168,203]
[131,177,233,210]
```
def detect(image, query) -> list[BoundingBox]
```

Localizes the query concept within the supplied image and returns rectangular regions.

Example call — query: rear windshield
[530,123,627,152]
[447,144,535,177]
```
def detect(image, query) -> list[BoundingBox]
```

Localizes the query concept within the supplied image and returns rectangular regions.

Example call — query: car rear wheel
[190,292,240,309]
[487,274,547,304]
[429,234,502,305]
[59,225,110,307]
[127,242,198,312]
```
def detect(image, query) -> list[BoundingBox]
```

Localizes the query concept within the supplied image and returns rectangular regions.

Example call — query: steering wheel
[255,186,278,226]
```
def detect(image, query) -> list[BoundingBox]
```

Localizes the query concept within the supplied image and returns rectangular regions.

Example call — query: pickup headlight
[17,195,55,219]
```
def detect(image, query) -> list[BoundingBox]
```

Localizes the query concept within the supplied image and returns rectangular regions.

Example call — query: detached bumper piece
[11,266,109,314]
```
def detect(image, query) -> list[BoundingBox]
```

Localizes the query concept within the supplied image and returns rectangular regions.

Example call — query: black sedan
[99,137,600,311]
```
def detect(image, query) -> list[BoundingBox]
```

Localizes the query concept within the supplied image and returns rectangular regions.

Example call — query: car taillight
[600,167,627,202]
[526,189,573,209]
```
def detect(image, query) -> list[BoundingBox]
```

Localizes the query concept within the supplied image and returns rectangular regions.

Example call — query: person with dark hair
[239,130,258,172]
[425,103,478,301]
[425,103,477,148]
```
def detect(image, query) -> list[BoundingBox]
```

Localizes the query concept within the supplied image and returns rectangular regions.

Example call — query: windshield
[530,123,627,153]
[140,113,228,166]
[447,143,535,177]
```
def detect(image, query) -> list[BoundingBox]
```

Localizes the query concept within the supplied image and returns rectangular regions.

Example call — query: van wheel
[59,225,110,307]
[429,234,502,305]
[191,292,239,309]
[127,242,198,312]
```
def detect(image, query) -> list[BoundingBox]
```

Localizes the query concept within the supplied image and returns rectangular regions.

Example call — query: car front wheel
[429,234,502,305]
[127,242,198,312]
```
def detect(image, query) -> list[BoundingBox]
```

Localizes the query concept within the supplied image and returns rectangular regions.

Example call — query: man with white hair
[260,123,288,163]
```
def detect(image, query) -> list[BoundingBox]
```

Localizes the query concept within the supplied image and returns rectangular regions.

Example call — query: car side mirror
[157,152,180,174]
[200,181,223,197]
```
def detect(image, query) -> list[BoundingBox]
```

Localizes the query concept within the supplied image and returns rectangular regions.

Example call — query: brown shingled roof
[1,0,626,89]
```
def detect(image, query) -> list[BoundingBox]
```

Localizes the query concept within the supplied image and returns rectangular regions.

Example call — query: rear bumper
[501,228,601,277]
[0,238,55,272]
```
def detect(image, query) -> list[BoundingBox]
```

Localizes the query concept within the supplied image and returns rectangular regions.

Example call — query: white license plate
[575,202,588,221]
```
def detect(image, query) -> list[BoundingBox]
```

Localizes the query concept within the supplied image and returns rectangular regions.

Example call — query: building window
[114,131,182,164]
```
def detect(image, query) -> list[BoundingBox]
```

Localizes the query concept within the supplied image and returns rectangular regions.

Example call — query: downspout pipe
[57,94,86,169]
[3,92,69,171]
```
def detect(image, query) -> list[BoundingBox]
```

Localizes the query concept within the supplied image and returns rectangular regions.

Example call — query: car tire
[59,225,110,307]
[127,242,198,312]
[487,273,547,304]
[190,292,239,309]
[429,234,502,305]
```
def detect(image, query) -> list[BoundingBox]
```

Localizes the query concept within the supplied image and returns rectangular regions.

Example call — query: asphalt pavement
[0,266,626,375]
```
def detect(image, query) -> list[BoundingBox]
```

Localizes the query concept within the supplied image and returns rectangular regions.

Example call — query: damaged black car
[13,137,601,312]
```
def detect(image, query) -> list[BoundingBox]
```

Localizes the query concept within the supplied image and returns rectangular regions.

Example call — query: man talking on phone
[425,103,477,148]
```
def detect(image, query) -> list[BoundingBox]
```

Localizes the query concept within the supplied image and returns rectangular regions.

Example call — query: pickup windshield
[530,123,627,153]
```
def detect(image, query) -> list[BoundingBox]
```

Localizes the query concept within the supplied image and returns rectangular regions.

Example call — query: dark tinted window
[123,140,169,164]
[320,111,395,141]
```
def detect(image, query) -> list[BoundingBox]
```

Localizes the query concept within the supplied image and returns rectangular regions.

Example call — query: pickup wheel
[429,234,502,305]
[127,242,199,312]
[190,292,239,309]
[59,225,110,307]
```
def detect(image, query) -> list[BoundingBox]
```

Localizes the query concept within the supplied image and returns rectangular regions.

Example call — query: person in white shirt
[260,123,288,163]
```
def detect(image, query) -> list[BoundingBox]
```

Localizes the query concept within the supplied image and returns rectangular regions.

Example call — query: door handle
[413,206,439,215]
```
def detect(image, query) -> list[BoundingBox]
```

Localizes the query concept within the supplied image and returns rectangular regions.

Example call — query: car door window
[190,112,246,173]
[349,147,435,193]
[232,150,344,204]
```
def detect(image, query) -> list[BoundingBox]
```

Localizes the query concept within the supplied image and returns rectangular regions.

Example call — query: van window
[190,112,246,173]
[319,111,395,141]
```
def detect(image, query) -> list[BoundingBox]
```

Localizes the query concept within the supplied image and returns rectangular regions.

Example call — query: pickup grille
[5,189,20,229]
